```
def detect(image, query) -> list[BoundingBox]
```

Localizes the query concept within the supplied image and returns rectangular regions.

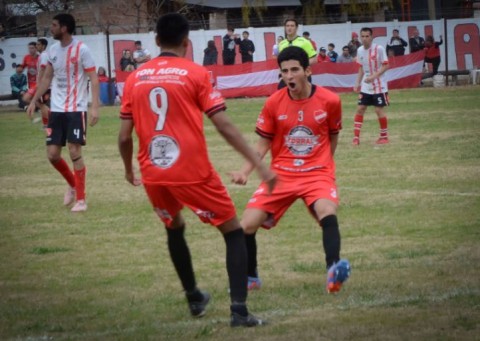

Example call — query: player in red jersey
[22,41,39,90]
[118,13,276,327]
[230,46,350,293]
[27,14,100,213]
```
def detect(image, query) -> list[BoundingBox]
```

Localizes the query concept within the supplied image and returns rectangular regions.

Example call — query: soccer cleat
[326,259,351,293]
[352,137,360,146]
[71,200,87,212]
[188,291,210,318]
[230,312,266,327]
[63,186,76,206]
[375,137,389,145]
[247,276,262,290]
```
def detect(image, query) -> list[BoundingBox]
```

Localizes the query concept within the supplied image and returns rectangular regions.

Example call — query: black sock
[166,226,196,293]
[223,228,248,304]
[320,215,341,269]
[245,232,258,278]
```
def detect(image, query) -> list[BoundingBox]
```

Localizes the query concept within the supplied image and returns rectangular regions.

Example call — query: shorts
[143,171,237,228]
[246,172,339,229]
[46,111,87,146]
[358,92,389,107]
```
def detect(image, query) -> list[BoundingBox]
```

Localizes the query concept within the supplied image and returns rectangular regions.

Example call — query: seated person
[120,49,135,71]
[10,64,28,109]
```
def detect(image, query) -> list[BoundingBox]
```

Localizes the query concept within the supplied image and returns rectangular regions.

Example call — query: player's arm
[354,65,364,92]
[211,111,276,193]
[26,63,53,118]
[330,133,339,156]
[86,69,100,126]
[230,136,271,185]
[118,118,141,186]
[365,63,389,84]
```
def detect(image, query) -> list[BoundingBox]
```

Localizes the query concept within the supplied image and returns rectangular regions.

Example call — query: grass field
[0,86,479,340]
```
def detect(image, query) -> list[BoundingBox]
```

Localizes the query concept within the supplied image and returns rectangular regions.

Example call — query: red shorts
[246,172,339,229]
[143,171,237,228]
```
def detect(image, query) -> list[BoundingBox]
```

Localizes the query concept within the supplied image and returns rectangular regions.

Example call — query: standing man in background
[222,27,241,65]
[239,31,255,63]
[22,41,39,92]
[133,40,151,69]
[409,29,425,53]
[352,27,390,146]
[27,13,100,212]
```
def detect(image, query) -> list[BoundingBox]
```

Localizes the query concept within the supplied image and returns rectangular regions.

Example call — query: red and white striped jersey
[48,39,96,112]
[356,43,389,94]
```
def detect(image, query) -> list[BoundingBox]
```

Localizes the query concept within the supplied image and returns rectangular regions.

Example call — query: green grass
[1,86,479,340]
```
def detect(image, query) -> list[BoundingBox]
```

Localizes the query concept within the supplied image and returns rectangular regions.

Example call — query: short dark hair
[284,18,298,27]
[53,13,76,34]
[360,27,373,35]
[277,46,309,69]
[156,13,189,48]
[28,41,36,47]
[242,31,249,35]
[342,45,349,51]
[393,29,399,33]
[328,43,335,48]
[135,40,142,45]
[303,31,310,36]
[37,38,48,47]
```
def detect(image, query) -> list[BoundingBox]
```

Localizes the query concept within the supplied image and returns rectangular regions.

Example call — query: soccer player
[118,13,276,327]
[277,18,317,89]
[26,13,100,212]
[352,27,390,146]
[25,38,50,128]
[230,46,351,293]
[22,41,39,91]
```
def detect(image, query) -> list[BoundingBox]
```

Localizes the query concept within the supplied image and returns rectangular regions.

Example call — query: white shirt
[48,38,96,112]
[133,48,151,67]
[356,43,389,94]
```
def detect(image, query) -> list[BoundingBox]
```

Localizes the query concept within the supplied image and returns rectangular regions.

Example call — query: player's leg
[67,111,88,211]
[353,101,368,145]
[374,93,389,144]
[46,112,76,205]
[240,208,268,288]
[313,198,350,293]
[217,217,265,327]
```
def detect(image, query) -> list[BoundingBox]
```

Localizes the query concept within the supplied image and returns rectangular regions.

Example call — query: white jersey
[133,48,151,67]
[48,39,96,112]
[356,43,389,94]
[37,51,49,85]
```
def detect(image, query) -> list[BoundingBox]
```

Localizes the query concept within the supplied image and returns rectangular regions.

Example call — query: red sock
[74,167,86,201]
[378,116,388,138]
[52,158,75,188]
[353,114,364,138]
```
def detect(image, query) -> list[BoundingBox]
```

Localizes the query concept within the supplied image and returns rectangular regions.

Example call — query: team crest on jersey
[149,135,180,168]
[314,110,327,124]
[284,126,319,156]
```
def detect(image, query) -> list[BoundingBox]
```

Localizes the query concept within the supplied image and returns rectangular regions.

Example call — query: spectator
[10,64,28,109]
[97,66,109,82]
[337,46,354,63]
[272,35,283,57]
[409,29,425,53]
[424,35,443,75]
[203,40,218,66]
[302,31,317,51]
[317,47,330,62]
[347,32,361,58]
[222,27,241,65]
[239,31,255,63]
[387,29,408,56]
[327,43,338,62]
[120,49,135,71]
[133,40,151,69]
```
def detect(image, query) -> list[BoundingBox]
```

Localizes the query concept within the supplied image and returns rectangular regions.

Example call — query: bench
[0,94,15,101]
[422,70,470,85]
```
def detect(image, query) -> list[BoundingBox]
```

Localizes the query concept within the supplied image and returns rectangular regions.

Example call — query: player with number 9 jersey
[120,54,226,185]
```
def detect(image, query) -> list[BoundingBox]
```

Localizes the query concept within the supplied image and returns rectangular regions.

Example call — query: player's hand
[26,102,36,119]
[364,76,374,83]
[229,171,248,185]
[89,106,99,127]
[353,85,360,93]
[125,170,141,186]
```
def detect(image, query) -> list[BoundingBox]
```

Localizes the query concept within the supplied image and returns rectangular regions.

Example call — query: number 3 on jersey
[149,87,168,131]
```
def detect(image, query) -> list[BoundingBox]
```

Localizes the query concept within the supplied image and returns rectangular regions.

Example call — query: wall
[0,18,479,95]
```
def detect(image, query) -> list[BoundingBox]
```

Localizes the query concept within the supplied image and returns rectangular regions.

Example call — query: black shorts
[46,111,87,146]
[357,92,389,107]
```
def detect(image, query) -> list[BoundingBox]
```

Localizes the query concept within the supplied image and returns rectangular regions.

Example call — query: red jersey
[120,53,226,185]
[256,85,342,177]
[22,53,39,88]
